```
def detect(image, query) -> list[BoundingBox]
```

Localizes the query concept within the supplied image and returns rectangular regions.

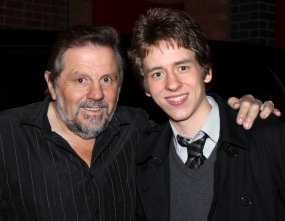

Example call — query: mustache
[79,99,108,109]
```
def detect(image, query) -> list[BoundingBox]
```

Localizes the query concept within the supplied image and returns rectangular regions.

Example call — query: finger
[239,99,262,129]
[259,100,281,118]
[235,95,261,126]
[274,108,282,117]
[227,97,241,109]
[259,100,273,118]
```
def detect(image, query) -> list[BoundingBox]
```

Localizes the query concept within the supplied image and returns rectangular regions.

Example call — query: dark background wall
[0,0,284,48]
[0,0,67,29]
[0,0,284,121]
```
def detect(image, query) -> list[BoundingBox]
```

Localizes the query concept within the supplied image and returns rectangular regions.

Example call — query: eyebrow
[145,59,193,73]
[175,59,193,65]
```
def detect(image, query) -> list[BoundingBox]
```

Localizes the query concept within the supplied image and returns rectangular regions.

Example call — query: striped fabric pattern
[0,97,149,221]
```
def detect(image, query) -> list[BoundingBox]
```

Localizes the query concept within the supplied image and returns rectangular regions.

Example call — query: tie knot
[176,133,208,170]
[176,133,208,149]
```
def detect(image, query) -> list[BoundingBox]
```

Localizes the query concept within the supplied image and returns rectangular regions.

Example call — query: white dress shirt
[170,96,220,163]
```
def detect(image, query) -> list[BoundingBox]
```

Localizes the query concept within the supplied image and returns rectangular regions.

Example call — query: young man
[0,25,278,220]
[128,8,285,221]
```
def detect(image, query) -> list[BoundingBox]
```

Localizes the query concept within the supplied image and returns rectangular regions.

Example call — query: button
[151,156,161,165]
[223,143,238,157]
[241,195,252,206]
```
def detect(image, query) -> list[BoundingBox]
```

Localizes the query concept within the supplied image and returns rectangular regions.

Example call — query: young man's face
[46,45,121,138]
[142,40,212,128]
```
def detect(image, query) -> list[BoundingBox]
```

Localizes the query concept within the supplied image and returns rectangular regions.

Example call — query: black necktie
[176,133,208,170]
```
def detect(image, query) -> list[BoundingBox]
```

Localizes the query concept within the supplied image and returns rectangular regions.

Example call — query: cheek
[104,87,120,106]
[60,97,76,115]
[62,90,80,103]
[148,81,163,96]
[59,90,83,112]
[184,75,203,87]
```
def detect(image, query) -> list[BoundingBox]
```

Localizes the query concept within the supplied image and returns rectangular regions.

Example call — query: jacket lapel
[136,122,172,221]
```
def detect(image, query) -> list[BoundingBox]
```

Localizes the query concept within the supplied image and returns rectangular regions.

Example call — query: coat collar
[136,121,172,165]
[211,93,252,151]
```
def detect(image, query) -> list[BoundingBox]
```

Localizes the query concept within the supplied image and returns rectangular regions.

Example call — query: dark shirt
[0,96,150,221]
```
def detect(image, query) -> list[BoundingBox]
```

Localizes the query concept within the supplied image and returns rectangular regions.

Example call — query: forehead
[144,41,196,64]
[63,45,118,70]
[149,40,194,55]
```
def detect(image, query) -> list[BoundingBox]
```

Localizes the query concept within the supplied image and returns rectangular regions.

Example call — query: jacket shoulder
[115,106,151,124]
[0,102,38,122]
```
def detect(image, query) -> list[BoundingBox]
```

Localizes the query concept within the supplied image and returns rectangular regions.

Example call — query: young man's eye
[152,72,162,78]
[180,66,189,71]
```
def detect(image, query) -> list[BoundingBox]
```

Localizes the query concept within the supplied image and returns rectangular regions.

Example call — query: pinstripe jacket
[0,95,150,221]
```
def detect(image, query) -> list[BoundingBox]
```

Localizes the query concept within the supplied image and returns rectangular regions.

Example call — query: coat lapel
[136,122,172,221]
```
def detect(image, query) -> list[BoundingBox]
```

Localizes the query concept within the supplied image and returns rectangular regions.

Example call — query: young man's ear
[44,71,56,100]
[203,69,212,83]
[143,79,151,97]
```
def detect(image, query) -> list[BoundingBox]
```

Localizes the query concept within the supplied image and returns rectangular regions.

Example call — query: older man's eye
[103,77,111,83]
[101,76,116,85]
[103,78,112,83]
[77,78,85,83]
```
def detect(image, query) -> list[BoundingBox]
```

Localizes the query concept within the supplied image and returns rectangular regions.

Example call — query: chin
[169,115,188,123]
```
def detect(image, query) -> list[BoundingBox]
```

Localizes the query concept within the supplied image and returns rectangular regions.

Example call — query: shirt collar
[170,96,220,150]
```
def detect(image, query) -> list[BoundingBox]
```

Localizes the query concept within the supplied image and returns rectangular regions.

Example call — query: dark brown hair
[47,25,125,87]
[128,7,212,88]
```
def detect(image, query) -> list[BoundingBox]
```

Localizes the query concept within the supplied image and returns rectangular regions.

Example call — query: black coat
[135,94,285,221]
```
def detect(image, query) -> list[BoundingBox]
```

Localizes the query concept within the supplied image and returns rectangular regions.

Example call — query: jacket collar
[136,121,172,165]
[210,93,252,151]
[19,95,51,132]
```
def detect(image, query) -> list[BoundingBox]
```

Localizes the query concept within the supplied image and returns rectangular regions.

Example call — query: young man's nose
[166,73,182,91]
